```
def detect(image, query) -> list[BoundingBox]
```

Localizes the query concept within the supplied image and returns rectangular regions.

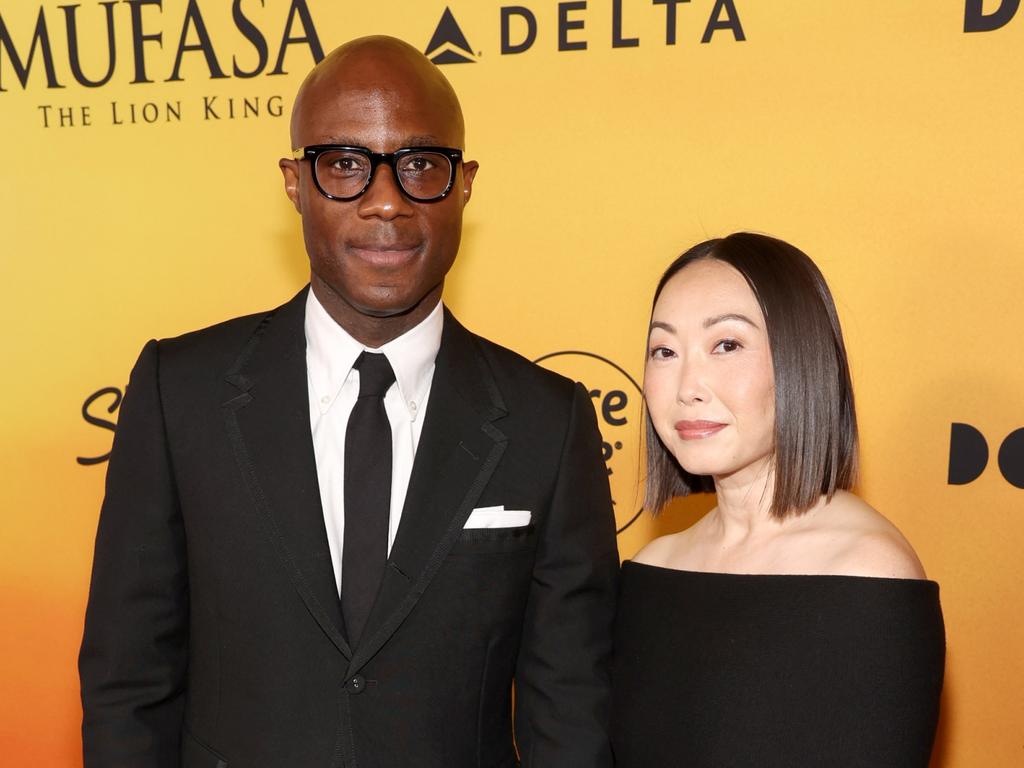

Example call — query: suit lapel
[221,287,352,660]
[349,310,508,673]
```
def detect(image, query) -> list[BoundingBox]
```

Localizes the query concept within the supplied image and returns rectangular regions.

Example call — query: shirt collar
[304,288,443,417]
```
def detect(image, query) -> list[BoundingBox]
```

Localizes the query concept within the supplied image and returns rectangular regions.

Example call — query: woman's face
[644,259,776,484]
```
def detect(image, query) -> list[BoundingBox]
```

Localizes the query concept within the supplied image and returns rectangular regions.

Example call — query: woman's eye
[648,346,675,360]
[713,339,741,353]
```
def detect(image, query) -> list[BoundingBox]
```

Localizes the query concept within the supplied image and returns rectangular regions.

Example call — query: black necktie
[342,351,396,647]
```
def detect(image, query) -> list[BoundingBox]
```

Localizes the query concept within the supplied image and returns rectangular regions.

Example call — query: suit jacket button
[347,674,366,694]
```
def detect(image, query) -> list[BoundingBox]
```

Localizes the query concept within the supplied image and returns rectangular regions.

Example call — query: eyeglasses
[292,145,464,202]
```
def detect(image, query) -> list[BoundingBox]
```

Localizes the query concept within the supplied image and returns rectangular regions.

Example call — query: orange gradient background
[2,1,1022,764]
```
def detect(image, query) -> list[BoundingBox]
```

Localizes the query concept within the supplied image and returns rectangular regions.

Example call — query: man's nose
[357,164,415,219]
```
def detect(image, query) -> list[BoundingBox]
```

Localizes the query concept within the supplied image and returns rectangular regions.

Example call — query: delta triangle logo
[424,7,476,64]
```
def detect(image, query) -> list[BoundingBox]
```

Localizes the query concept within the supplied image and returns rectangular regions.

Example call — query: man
[80,36,618,767]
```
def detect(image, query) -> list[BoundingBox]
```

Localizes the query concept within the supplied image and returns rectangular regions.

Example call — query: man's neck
[310,276,443,348]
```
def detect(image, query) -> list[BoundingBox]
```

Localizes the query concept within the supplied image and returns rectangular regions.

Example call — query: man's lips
[348,243,421,266]
[674,420,727,440]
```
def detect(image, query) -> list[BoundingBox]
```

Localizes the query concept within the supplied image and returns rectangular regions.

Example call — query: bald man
[79,37,618,768]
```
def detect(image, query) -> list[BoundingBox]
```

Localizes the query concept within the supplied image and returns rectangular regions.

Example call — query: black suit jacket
[80,288,619,768]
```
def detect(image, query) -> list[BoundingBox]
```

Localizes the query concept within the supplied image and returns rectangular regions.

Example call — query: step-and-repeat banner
[2,1,1021,764]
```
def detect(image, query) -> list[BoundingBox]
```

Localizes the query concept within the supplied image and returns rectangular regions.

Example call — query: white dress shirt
[304,289,443,593]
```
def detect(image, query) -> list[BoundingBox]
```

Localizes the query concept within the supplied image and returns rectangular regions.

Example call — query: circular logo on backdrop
[534,351,644,534]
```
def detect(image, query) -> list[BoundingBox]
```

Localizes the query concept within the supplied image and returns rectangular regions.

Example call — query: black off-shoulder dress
[611,561,945,768]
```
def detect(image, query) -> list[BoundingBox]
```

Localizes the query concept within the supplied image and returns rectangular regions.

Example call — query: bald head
[290,36,466,150]
[278,34,479,347]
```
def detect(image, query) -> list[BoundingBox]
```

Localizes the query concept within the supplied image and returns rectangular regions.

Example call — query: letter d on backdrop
[964,0,1020,32]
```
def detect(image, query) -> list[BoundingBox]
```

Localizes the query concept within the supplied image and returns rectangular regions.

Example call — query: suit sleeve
[513,382,619,768]
[79,339,189,767]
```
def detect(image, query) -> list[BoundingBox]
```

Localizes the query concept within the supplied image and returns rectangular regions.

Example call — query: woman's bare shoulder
[809,492,927,579]
[631,526,699,569]
[631,534,678,567]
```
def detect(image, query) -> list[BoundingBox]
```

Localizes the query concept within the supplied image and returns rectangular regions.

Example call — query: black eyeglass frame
[292,145,464,203]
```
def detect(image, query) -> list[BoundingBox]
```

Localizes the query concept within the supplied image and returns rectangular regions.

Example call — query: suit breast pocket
[450,523,537,555]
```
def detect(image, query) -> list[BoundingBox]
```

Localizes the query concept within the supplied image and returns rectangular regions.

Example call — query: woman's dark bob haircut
[644,232,858,519]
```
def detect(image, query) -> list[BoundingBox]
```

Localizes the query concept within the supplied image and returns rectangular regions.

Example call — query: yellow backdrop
[2,1,1022,764]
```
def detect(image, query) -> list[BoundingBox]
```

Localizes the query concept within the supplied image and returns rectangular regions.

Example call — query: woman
[611,233,944,767]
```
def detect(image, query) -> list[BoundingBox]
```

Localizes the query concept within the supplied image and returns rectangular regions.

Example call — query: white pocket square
[463,506,532,529]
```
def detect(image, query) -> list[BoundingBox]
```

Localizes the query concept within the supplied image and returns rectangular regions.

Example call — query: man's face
[281,67,478,324]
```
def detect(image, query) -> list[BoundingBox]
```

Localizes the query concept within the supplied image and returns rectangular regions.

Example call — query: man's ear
[461,160,479,204]
[279,158,302,213]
